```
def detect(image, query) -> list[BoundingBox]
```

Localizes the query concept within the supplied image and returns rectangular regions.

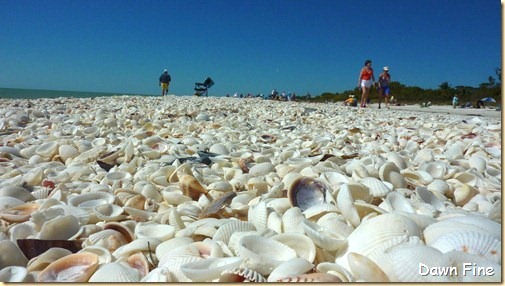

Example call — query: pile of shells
[0,95,501,282]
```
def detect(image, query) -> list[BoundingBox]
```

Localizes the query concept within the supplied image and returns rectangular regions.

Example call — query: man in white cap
[378,66,391,109]
[159,69,171,96]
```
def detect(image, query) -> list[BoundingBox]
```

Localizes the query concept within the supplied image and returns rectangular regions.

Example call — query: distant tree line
[302,68,501,106]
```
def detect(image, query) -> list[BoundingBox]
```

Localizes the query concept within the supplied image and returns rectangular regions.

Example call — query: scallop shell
[88,261,141,282]
[37,252,99,282]
[430,230,501,264]
[180,257,243,282]
[288,176,327,212]
[237,234,297,276]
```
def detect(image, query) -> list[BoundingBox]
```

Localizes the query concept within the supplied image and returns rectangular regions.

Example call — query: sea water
[0,88,155,99]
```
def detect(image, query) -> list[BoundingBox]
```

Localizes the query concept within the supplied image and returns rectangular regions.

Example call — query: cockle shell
[267,257,314,282]
[93,204,126,221]
[212,221,256,244]
[218,267,267,282]
[301,219,347,252]
[359,177,392,197]
[58,144,79,162]
[237,234,297,276]
[271,233,316,263]
[288,176,327,211]
[37,252,99,282]
[135,222,176,241]
[180,257,244,282]
[88,261,141,282]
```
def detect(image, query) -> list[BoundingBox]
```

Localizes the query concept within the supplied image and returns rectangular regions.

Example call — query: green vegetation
[303,68,502,106]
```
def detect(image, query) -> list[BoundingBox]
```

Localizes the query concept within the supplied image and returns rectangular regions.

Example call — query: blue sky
[0,0,501,96]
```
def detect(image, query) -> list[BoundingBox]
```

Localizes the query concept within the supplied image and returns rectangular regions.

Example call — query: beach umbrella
[480,97,496,103]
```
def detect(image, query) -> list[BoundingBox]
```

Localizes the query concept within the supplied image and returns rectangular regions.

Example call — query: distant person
[378,66,391,109]
[344,95,358,106]
[452,94,459,109]
[476,99,484,108]
[358,59,375,108]
[159,69,171,96]
[271,89,278,100]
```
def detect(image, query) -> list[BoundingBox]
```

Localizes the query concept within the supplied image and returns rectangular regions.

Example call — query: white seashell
[68,192,115,210]
[281,207,305,233]
[212,221,256,244]
[347,252,389,282]
[93,204,125,221]
[250,200,268,231]
[267,211,283,234]
[140,267,174,282]
[180,257,243,282]
[468,154,487,173]
[415,186,446,211]
[35,141,59,158]
[237,234,297,276]
[248,162,274,176]
[0,186,34,202]
[336,184,360,226]
[78,246,112,265]
[302,219,346,252]
[0,196,25,211]
[271,232,316,263]
[58,145,79,162]
[384,192,415,213]
[360,177,391,198]
[88,261,141,282]
[9,221,37,241]
[218,267,267,282]
[0,266,28,282]
[430,230,501,264]
[267,257,314,282]
[135,222,175,241]
[112,238,161,259]
[27,248,73,272]
[452,184,478,206]
[37,215,81,240]
[155,237,194,259]
[157,254,203,282]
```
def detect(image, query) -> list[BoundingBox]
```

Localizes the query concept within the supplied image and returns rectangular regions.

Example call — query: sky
[0,0,501,96]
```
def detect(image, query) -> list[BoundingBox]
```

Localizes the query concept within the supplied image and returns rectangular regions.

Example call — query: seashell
[140,267,174,282]
[0,185,35,202]
[276,272,342,282]
[78,246,112,265]
[212,221,256,244]
[179,174,208,200]
[316,212,355,238]
[336,184,360,226]
[157,254,204,282]
[199,191,236,219]
[302,203,339,221]
[360,177,392,197]
[426,179,451,195]
[237,234,297,276]
[430,230,501,264]
[0,202,40,223]
[415,186,446,211]
[126,252,151,276]
[271,233,316,263]
[0,196,25,211]
[93,203,126,221]
[288,176,327,212]
[0,240,29,269]
[35,141,59,158]
[82,229,129,252]
[26,247,73,272]
[88,261,141,282]
[37,252,99,282]
[250,200,268,231]
[0,266,28,282]
[112,237,161,259]
[453,172,479,187]
[180,257,244,282]
[452,184,478,206]
[302,219,347,252]
[468,154,487,173]
[347,252,389,282]
[218,267,267,282]
[58,144,79,162]
[281,207,305,234]
[267,257,314,282]
[248,161,274,176]
[384,191,415,213]
[209,143,229,155]
[37,215,81,240]
[68,192,115,210]
[135,222,176,241]
[267,211,283,234]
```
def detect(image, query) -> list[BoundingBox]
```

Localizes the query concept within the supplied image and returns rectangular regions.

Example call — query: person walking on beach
[378,66,391,109]
[159,69,171,96]
[452,94,459,109]
[358,60,375,108]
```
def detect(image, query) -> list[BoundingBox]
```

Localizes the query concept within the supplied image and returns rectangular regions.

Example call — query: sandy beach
[0,95,501,282]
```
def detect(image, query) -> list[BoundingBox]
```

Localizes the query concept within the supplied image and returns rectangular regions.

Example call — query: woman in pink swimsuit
[357,60,375,108]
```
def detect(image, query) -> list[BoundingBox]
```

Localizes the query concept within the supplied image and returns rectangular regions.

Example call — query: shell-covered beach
[0,95,501,282]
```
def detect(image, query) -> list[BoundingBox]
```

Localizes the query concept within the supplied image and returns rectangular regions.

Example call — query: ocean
[0,88,156,99]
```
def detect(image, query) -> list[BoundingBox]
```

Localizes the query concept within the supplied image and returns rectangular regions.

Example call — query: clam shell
[88,261,141,282]
[27,248,73,272]
[288,176,327,212]
[37,252,99,282]
[347,252,389,282]
[92,203,125,221]
[37,215,81,240]
[0,202,40,223]
[237,234,297,276]
[35,141,59,158]
[281,207,305,233]
[180,257,243,282]
[135,222,176,241]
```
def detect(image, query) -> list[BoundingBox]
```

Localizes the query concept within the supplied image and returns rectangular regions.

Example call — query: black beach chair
[194,77,214,96]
